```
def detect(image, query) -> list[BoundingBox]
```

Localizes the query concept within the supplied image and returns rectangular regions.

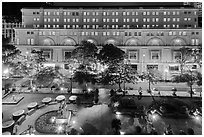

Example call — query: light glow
[57,125,63,132]
[120,131,125,135]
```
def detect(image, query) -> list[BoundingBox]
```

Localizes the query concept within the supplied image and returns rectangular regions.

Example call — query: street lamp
[142,54,145,73]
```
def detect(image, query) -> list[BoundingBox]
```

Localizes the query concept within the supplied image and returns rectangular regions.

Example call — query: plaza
[2,2,202,135]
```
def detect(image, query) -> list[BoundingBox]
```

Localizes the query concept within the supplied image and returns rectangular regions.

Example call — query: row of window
[45,11,79,16]
[28,30,200,38]
[128,50,181,61]
[41,10,197,16]
[34,17,195,23]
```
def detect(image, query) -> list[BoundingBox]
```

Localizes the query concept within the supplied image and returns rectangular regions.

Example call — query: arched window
[104,39,118,46]
[171,38,186,46]
[61,38,76,46]
[125,38,142,46]
[147,38,164,46]
[42,38,55,46]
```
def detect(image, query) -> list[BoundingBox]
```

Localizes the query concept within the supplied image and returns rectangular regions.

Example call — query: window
[16,38,19,45]
[116,18,118,22]
[163,11,166,15]
[42,51,51,60]
[64,12,66,15]
[27,38,34,45]
[151,51,160,60]
[116,12,118,16]
[183,32,187,35]
[143,12,146,15]
[123,12,126,16]
[53,18,55,22]
[169,65,179,71]
[163,18,166,22]
[191,39,199,45]
[147,65,158,70]
[44,12,47,15]
[173,52,181,60]
[128,51,138,60]
[64,18,66,22]
[64,51,72,60]
[56,18,59,22]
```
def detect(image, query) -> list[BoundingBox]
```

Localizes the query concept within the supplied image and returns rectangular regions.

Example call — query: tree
[98,44,125,65]
[98,44,137,89]
[33,66,63,88]
[101,61,137,90]
[142,69,162,101]
[192,46,202,67]
[176,47,194,75]
[71,41,98,84]
[173,70,200,98]
[2,37,21,64]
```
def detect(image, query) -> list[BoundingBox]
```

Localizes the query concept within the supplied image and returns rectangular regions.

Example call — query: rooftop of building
[22,6,198,10]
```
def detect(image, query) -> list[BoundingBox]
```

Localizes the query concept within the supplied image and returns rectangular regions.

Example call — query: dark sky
[2,2,188,19]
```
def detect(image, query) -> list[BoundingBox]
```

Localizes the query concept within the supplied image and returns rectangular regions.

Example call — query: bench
[48,101,58,105]
[16,115,26,125]
[27,109,35,116]
[37,104,46,109]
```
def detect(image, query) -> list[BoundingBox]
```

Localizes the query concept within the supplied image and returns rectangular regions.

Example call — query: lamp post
[142,54,145,73]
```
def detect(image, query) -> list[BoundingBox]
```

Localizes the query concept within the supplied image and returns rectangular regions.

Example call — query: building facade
[2,17,23,43]
[15,7,202,80]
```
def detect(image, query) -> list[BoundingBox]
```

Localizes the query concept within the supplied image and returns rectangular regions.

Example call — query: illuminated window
[169,65,179,71]
[163,11,166,15]
[128,51,138,60]
[44,18,47,22]
[64,18,67,22]
[163,18,166,22]
[42,51,52,60]
[173,52,181,60]
[123,12,126,16]
[56,18,59,22]
[151,51,160,60]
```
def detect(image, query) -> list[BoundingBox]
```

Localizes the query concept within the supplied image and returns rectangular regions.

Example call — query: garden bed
[35,111,66,134]
[2,94,24,105]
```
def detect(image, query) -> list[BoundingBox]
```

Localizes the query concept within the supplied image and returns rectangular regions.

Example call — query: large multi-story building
[2,16,23,43]
[14,6,202,80]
